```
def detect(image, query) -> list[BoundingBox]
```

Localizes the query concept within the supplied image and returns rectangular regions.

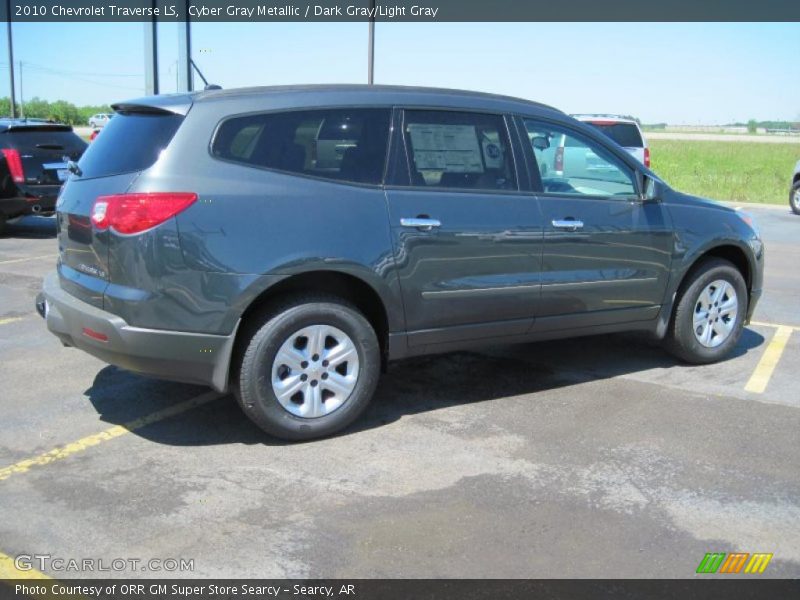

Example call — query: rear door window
[77,111,184,179]
[400,110,516,191]
[5,127,86,154]
[212,108,391,185]
[584,122,644,148]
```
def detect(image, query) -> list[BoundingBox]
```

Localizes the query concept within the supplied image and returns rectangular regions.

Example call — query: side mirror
[531,136,550,151]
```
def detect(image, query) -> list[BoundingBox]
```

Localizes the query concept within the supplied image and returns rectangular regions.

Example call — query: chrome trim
[422,283,539,299]
[541,277,657,288]
[400,217,442,229]
[552,219,584,230]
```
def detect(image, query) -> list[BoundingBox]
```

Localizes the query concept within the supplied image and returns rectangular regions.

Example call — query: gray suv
[37,85,764,440]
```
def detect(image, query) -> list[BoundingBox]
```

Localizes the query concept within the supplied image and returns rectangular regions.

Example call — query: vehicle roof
[0,118,72,132]
[572,114,641,125]
[113,84,566,119]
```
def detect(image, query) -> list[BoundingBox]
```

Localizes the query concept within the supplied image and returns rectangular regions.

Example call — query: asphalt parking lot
[1,203,799,579]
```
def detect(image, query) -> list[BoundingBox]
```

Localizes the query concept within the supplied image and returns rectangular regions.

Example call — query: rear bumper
[37,271,238,392]
[0,185,60,218]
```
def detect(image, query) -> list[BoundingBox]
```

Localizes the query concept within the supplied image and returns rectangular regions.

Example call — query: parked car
[37,85,763,440]
[0,119,87,232]
[571,114,650,167]
[791,159,800,215]
[88,113,112,128]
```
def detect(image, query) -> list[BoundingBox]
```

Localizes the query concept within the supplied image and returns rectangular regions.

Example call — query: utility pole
[367,0,375,84]
[18,60,23,117]
[177,0,193,92]
[5,0,16,118]
[143,6,159,95]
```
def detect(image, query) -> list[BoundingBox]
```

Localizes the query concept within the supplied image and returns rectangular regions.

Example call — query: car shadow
[83,327,766,447]
[1,215,58,239]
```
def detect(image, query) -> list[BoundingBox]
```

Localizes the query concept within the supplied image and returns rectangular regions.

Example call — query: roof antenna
[190,58,221,91]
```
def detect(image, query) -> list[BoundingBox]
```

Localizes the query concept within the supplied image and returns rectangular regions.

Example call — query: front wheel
[235,296,381,441]
[790,181,800,215]
[665,258,747,364]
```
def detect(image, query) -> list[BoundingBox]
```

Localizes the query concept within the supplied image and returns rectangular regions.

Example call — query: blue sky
[1,21,798,124]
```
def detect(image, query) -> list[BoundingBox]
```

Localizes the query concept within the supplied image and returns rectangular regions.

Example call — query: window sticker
[481,138,504,169]
[407,124,484,173]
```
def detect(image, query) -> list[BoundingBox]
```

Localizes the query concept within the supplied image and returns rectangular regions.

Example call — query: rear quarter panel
[132,100,404,334]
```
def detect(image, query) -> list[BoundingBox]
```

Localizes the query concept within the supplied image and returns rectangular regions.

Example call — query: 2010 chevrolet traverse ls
[37,85,764,440]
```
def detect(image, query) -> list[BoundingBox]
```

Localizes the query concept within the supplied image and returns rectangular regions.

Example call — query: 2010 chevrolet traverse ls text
[37,85,764,440]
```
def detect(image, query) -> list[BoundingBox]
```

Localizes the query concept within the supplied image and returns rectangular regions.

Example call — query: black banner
[3,579,800,600]
[1,0,799,22]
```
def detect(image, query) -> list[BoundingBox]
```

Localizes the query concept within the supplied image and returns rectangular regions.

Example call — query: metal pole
[143,8,159,95]
[367,0,375,84]
[6,0,16,118]
[177,0,193,92]
[18,60,22,117]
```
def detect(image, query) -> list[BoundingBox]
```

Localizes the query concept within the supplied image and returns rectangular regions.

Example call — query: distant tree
[48,100,81,125]
[747,119,758,133]
[21,97,50,119]
[0,96,112,125]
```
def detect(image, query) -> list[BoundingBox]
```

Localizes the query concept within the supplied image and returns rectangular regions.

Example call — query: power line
[0,62,142,92]
[0,60,143,78]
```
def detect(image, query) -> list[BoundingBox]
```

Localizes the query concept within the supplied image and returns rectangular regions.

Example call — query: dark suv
[37,85,764,440]
[0,119,87,232]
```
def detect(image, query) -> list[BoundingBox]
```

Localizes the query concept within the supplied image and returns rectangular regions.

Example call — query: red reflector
[1,148,26,183]
[644,147,651,168]
[91,192,197,234]
[587,120,618,126]
[82,327,108,342]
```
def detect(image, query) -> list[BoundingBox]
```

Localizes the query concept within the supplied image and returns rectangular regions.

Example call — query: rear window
[77,112,184,179]
[585,122,643,148]
[4,128,86,152]
[212,108,391,185]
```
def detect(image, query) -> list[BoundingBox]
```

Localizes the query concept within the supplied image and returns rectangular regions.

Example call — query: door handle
[552,219,584,231]
[400,217,441,230]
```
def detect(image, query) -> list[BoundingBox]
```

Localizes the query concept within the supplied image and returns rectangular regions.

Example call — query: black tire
[234,295,380,441]
[664,258,748,364]
[790,180,800,216]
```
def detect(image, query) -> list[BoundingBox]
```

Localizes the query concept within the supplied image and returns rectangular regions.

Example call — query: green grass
[649,139,798,205]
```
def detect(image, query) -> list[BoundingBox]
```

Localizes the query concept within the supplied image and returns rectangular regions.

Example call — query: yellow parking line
[750,320,800,331]
[745,326,793,394]
[0,550,51,579]
[0,316,24,326]
[0,254,57,265]
[0,391,221,482]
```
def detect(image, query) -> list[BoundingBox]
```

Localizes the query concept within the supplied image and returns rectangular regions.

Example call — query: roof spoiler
[111,93,193,116]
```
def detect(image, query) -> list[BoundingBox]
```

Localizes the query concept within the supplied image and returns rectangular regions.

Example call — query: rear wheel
[790,180,800,215]
[235,296,380,441]
[665,258,747,364]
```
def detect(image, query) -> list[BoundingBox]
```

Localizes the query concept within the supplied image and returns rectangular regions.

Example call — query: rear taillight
[644,147,651,168]
[554,147,564,172]
[1,148,25,183]
[91,192,197,235]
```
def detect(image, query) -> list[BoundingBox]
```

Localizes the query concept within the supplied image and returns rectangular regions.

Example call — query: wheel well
[699,245,751,291]
[233,270,390,375]
[794,173,800,185]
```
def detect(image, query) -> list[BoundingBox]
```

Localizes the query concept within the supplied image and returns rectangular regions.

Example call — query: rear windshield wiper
[36,143,64,150]
[67,161,82,177]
